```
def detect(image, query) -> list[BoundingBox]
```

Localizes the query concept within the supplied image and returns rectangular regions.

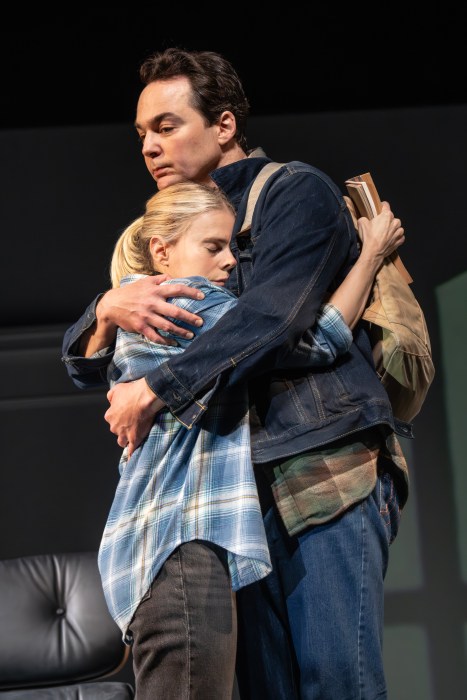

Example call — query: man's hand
[98,275,205,344]
[82,275,205,357]
[105,378,166,456]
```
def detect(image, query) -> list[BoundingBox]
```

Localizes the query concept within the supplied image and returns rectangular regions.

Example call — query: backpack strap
[238,161,284,234]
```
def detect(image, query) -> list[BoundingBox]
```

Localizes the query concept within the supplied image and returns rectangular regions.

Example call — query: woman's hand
[327,202,405,330]
[357,201,405,269]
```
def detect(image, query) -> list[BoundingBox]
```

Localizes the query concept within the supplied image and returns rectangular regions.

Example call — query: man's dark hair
[139,48,250,151]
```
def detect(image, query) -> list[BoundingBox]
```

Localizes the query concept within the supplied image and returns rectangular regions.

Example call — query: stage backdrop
[1,104,466,699]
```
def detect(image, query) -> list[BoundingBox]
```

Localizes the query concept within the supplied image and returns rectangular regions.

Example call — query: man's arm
[105,168,353,448]
[62,275,207,389]
[105,181,405,451]
[105,279,238,457]
[148,170,352,406]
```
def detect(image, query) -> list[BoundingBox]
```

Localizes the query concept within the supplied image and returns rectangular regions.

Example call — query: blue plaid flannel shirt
[98,275,352,640]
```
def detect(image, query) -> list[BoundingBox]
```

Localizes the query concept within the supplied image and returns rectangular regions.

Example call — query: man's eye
[159,126,174,134]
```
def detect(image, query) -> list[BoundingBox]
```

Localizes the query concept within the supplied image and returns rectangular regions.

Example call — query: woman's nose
[224,254,237,270]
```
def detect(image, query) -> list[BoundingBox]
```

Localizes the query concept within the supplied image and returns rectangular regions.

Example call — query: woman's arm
[327,201,404,330]
[295,201,405,367]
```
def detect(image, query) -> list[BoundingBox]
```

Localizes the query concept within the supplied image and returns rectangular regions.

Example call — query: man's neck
[218,142,247,168]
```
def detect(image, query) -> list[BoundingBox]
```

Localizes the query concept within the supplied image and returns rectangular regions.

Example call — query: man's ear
[217,110,236,145]
[150,236,170,267]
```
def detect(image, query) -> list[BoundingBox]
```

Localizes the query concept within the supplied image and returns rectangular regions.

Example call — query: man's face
[135,77,223,190]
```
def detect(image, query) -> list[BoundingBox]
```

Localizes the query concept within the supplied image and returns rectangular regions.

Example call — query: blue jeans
[128,540,237,700]
[236,468,401,700]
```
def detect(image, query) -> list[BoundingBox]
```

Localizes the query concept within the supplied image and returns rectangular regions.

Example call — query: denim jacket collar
[210,148,271,211]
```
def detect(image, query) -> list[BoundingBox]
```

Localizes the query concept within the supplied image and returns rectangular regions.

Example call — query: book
[345,172,413,283]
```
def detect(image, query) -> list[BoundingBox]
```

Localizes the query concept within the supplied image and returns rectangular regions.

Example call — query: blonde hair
[110,182,234,288]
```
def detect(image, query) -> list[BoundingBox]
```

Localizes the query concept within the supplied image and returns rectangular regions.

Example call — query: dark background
[1,6,466,700]
[1,5,465,134]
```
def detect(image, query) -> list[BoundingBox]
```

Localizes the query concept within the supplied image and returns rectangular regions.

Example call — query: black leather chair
[0,551,134,698]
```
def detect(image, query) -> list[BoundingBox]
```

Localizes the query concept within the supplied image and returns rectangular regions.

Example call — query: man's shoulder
[247,147,336,183]
[248,149,331,178]
[260,160,343,202]
[276,160,337,184]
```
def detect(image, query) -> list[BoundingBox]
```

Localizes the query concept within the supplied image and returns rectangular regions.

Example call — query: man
[62,48,409,699]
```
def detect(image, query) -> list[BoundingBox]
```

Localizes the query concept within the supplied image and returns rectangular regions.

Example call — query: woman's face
[152,206,237,286]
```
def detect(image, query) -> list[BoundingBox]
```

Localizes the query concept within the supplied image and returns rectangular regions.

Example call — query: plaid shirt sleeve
[303,302,353,366]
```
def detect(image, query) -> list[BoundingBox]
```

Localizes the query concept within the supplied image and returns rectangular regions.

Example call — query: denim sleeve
[61,293,114,390]
[147,168,356,426]
[61,281,238,393]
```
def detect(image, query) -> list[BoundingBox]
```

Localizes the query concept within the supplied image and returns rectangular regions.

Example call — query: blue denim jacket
[62,153,411,464]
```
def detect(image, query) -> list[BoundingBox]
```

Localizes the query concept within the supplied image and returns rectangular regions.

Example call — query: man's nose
[142,132,162,157]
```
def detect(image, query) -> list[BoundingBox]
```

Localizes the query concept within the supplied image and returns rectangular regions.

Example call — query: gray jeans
[128,540,237,699]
